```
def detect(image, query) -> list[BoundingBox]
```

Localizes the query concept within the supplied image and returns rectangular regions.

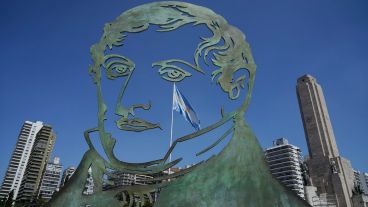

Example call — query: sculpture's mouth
[116,117,161,132]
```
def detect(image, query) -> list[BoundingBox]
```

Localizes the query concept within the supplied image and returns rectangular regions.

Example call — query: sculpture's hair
[89,1,256,106]
[47,3,260,207]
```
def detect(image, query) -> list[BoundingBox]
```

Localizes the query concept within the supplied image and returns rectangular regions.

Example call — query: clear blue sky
[1,0,367,180]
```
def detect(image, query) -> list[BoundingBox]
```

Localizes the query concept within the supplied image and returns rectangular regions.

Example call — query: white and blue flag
[173,84,201,131]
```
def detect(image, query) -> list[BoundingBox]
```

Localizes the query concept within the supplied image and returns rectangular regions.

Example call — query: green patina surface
[47,1,311,206]
[156,117,310,207]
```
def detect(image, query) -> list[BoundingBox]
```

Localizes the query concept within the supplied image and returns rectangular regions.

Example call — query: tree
[0,198,5,207]
[352,184,364,195]
[4,190,14,207]
[142,201,153,207]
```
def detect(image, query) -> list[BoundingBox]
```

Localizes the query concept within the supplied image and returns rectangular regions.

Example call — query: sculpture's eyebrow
[103,54,134,65]
[152,59,205,74]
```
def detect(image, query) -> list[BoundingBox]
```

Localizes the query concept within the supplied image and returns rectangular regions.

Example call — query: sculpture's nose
[115,103,129,118]
[115,102,152,118]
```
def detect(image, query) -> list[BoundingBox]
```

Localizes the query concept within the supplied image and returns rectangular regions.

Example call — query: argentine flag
[173,84,201,131]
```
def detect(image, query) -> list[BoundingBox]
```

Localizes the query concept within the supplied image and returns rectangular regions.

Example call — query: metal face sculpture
[48,1,310,207]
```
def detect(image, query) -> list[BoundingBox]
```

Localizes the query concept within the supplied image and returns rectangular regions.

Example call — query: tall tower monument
[296,74,354,207]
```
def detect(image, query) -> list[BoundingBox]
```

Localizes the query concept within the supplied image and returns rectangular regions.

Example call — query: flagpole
[169,83,175,175]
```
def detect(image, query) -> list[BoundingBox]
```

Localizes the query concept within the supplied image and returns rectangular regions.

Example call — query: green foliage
[353,184,364,195]
[4,190,14,207]
[12,202,23,207]
[142,202,153,207]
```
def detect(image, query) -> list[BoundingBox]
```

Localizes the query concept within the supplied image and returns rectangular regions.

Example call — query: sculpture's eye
[104,54,135,79]
[153,60,192,82]
[159,67,191,82]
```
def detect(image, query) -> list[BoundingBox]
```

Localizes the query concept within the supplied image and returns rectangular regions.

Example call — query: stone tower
[296,74,354,207]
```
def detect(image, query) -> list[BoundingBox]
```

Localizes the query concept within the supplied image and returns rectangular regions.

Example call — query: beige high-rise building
[0,121,44,200]
[296,74,354,207]
[16,124,56,203]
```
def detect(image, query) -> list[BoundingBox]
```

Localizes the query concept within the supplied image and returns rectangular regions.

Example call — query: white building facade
[265,138,305,199]
[83,167,94,195]
[363,173,368,195]
[0,121,44,200]
[60,166,76,189]
[354,170,368,195]
[39,157,63,200]
[104,171,154,190]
